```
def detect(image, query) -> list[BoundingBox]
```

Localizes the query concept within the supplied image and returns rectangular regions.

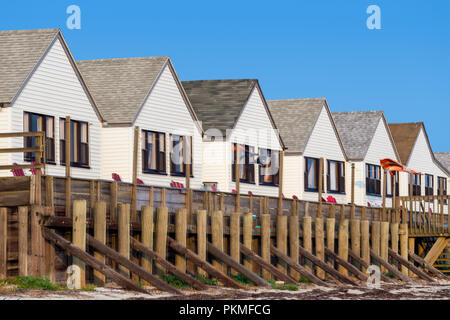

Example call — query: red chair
[211,185,218,192]
[170,181,176,188]
[248,191,253,196]
[282,193,285,199]
[292,195,299,200]
[326,196,337,203]
[11,163,25,177]
[367,202,371,207]
[232,189,237,194]
[29,161,42,175]
[321,197,327,202]
[112,173,122,182]
[136,179,144,185]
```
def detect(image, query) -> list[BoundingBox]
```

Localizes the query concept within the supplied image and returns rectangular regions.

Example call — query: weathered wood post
[141,206,154,278]
[131,126,139,221]
[93,202,107,285]
[155,206,168,274]
[326,205,336,269]
[350,212,361,258]
[380,221,390,273]
[30,206,44,277]
[360,207,370,271]
[260,214,271,280]
[278,151,285,215]
[315,217,325,279]
[175,209,187,272]
[338,205,349,276]
[302,204,312,271]
[276,214,288,274]
[18,206,28,276]
[289,213,300,280]
[230,213,240,275]
[65,116,71,217]
[243,213,253,271]
[73,200,87,287]
[399,222,409,275]
[0,208,7,280]
[211,210,224,271]
[197,210,207,276]
[235,144,240,212]
[351,163,355,205]
[118,203,131,278]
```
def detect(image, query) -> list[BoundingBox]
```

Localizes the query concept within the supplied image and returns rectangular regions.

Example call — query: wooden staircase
[424,237,450,275]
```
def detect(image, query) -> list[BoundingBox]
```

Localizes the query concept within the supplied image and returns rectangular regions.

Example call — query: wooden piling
[399,223,408,275]
[276,215,288,274]
[338,218,349,275]
[73,200,86,287]
[197,210,207,276]
[243,213,253,270]
[371,221,381,255]
[155,207,168,274]
[289,215,300,280]
[118,203,131,278]
[315,217,325,279]
[141,206,154,277]
[93,202,107,285]
[326,217,335,269]
[360,219,370,270]
[0,208,6,280]
[302,215,312,271]
[390,222,399,254]
[260,214,271,280]
[350,219,361,257]
[380,221,389,273]
[211,210,224,271]
[175,209,187,272]
[230,213,240,275]
[18,206,28,276]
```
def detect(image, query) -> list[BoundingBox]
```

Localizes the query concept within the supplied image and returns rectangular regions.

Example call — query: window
[232,144,255,184]
[60,118,89,167]
[258,148,279,185]
[409,173,421,196]
[327,160,345,193]
[23,112,55,163]
[438,177,447,196]
[305,157,320,191]
[142,130,166,174]
[170,135,192,176]
[386,172,399,197]
[366,164,381,196]
[425,174,434,196]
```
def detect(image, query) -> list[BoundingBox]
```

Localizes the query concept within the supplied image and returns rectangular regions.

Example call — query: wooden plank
[239,244,297,284]
[388,248,435,282]
[360,220,370,271]
[110,183,118,221]
[44,206,55,282]
[197,210,207,276]
[326,218,335,269]
[167,237,243,289]
[260,214,271,280]
[338,219,349,275]
[324,247,368,282]
[42,227,147,294]
[315,217,325,279]
[130,237,207,291]
[207,241,270,287]
[155,207,168,274]
[408,250,448,280]
[141,206,154,278]
[0,208,6,280]
[289,215,300,280]
[278,151,284,215]
[348,249,395,284]
[270,245,329,287]
[302,216,312,271]
[242,213,253,270]
[0,190,31,207]
[380,221,389,273]
[131,126,139,221]
[350,219,361,257]
[175,209,187,272]
[424,237,448,265]
[298,244,357,286]
[118,203,131,278]
[0,131,44,138]
[370,249,413,283]
[0,164,44,170]
[230,213,240,275]
[93,202,107,286]
[18,206,28,276]
[73,200,86,287]
[371,221,381,255]
[45,176,54,208]
[399,223,409,275]
[65,117,71,217]
[211,210,224,272]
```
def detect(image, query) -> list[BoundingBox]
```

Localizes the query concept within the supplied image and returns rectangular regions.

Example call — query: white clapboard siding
[227,87,282,197]
[100,127,133,181]
[401,127,448,197]
[301,106,347,203]
[129,64,203,189]
[201,141,229,191]
[282,154,302,198]
[1,37,102,179]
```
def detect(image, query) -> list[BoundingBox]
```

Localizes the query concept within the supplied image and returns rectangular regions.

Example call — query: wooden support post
[30,206,44,277]
[72,200,86,287]
[382,170,387,215]
[388,248,435,282]
[110,183,118,221]
[118,203,130,278]
[141,206,154,278]
[278,151,284,215]
[380,221,389,273]
[211,210,224,272]
[260,214,271,280]
[93,202,106,286]
[408,250,447,280]
[390,222,399,254]
[230,213,240,275]
[155,207,168,274]
[351,163,355,205]
[338,218,349,275]
[0,208,6,280]
[350,219,361,258]
[302,215,312,271]
[289,215,300,280]
[318,158,324,214]
[65,116,71,217]
[242,213,253,270]
[18,206,28,276]
[360,220,370,271]
[131,126,139,221]
[175,209,187,272]
[44,206,55,282]
[370,249,413,283]
[45,176,54,208]
[399,223,408,276]
[276,214,288,274]
[235,144,240,212]
[326,217,335,270]
[371,221,381,255]
[315,216,325,279]
[197,210,207,276]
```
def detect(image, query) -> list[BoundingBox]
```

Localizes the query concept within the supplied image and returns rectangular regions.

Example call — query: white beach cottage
[389,122,450,200]
[77,57,204,188]
[267,98,348,203]
[332,111,400,207]
[182,79,284,197]
[0,29,104,179]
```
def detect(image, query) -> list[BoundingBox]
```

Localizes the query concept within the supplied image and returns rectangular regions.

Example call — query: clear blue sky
[1,1,449,151]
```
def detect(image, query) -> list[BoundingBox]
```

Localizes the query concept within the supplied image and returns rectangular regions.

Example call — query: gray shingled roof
[77,57,169,124]
[435,152,450,173]
[332,111,385,160]
[0,29,59,103]
[267,98,326,152]
[182,79,257,134]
